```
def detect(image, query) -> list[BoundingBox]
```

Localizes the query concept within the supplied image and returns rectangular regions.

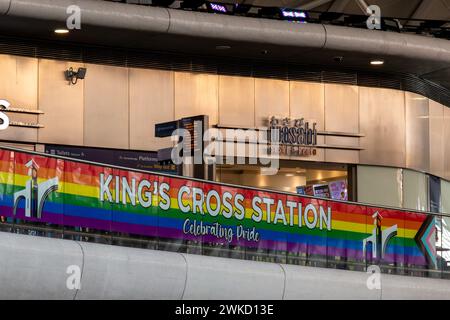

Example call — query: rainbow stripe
[0,149,433,267]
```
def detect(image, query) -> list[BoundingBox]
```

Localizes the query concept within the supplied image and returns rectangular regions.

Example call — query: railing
[0,145,449,280]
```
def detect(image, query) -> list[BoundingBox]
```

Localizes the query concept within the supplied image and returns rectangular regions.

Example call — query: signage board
[296,186,306,195]
[270,116,317,146]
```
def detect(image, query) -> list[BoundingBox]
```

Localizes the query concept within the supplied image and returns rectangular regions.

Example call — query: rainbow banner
[0,149,437,268]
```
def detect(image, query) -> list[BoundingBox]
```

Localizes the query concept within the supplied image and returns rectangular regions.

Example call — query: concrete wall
[0,232,449,300]
[0,54,449,179]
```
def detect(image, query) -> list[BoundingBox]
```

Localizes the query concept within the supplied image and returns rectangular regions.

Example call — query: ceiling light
[208,2,228,14]
[152,0,176,6]
[54,29,69,34]
[370,59,384,66]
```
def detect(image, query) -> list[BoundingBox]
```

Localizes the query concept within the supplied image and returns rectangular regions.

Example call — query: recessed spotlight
[285,173,295,177]
[370,59,384,66]
[54,29,69,34]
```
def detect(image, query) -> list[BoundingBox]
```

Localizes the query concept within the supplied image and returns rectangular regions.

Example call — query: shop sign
[155,120,178,138]
[44,144,177,173]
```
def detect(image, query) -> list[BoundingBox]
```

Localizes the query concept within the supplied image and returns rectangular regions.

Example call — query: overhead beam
[296,0,334,10]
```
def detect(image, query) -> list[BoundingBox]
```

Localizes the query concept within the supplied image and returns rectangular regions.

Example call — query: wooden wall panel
[218,75,255,128]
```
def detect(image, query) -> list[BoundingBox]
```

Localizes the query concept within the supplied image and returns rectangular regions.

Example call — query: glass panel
[244,189,288,264]
[406,212,439,278]
[200,183,246,260]
[429,175,440,213]
[441,179,450,214]
[3,148,450,281]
